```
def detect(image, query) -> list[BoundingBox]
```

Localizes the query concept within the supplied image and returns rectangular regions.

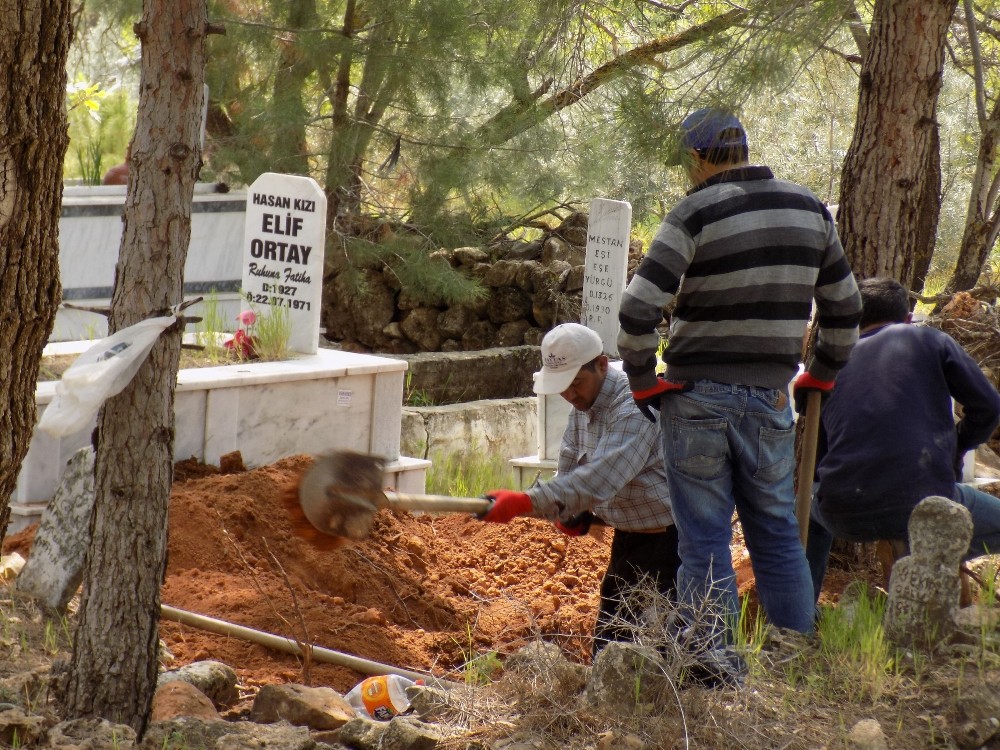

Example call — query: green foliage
[811,584,899,702]
[425,450,516,498]
[344,233,486,307]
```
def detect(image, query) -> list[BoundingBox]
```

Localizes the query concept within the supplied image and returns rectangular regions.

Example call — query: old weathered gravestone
[883,495,972,648]
[15,447,95,612]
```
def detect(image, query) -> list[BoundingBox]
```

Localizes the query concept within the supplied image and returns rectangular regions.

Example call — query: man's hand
[792,371,834,414]
[632,376,693,422]
[480,490,532,523]
[555,511,595,537]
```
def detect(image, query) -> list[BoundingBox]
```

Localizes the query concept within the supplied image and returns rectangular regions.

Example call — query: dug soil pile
[162,455,609,698]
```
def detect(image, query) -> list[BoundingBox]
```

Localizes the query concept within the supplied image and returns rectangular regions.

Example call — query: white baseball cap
[533,323,604,395]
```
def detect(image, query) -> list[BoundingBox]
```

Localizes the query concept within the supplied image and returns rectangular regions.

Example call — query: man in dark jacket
[806,277,1000,597]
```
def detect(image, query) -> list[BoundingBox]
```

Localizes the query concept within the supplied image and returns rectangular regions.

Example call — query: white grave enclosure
[582,197,632,357]
[242,173,326,355]
[13,344,429,532]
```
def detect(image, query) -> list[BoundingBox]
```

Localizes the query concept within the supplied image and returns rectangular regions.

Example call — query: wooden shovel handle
[795,390,822,547]
[383,491,492,515]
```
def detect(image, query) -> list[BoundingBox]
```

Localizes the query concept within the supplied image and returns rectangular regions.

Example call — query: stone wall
[321,212,644,354]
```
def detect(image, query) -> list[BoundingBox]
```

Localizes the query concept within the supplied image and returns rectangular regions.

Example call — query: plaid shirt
[528,367,673,532]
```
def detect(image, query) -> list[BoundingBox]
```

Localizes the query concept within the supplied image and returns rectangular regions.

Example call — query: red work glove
[792,371,834,415]
[555,511,595,537]
[632,376,693,423]
[481,490,533,523]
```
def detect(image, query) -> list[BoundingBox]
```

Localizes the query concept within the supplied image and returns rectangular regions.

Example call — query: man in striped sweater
[617,108,861,640]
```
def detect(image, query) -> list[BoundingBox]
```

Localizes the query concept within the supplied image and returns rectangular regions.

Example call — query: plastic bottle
[345,674,422,720]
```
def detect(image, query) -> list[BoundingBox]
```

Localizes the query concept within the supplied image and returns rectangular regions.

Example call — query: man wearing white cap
[481,323,679,656]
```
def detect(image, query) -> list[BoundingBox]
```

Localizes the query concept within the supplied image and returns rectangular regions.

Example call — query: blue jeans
[806,483,1000,601]
[659,380,814,636]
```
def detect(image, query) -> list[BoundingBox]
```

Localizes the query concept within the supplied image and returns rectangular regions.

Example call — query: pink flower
[236,310,257,327]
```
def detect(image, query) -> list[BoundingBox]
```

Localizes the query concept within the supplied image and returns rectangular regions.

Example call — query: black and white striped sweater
[618,166,861,392]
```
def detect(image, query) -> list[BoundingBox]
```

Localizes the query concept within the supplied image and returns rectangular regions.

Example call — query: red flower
[224,329,258,359]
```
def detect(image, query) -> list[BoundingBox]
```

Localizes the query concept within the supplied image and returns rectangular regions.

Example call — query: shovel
[293,450,492,542]
[795,390,822,547]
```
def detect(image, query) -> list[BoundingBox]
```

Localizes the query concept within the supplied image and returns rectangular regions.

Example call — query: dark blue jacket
[816,323,1000,520]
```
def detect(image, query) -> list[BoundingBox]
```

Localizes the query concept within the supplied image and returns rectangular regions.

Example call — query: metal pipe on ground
[160,603,459,689]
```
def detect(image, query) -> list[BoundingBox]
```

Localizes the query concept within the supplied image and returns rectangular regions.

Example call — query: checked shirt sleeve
[529,396,660,522]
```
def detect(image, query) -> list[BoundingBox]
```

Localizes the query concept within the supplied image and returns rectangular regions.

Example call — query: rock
[437,305,481,340]
[48,717,135,749]
[847,718,888,750]
[560,211,589,229]
[597,730,648,750]
[338,716,390,749]
[503,239,542,261]
[453,247,489,266]
[496,320,531,347]
[440,338,463,352]
[401,308,443,351]
[219,450,246,473]
[483,260,522,288]
[884,496,973,649]
[487,287,533,325]
[141,718,316,750]
[523,327,545,346]
[250,683,355,731]
[541,236,584,266]
[514,261,547,294]
[504,641,588,700]
[382,321,405,339]
[462,321,498,351]
[564,265,585,293]
[157,660,239,709]
[379,716,442,750]
[558,225,588,247]
[406,685,452,721]
[150,681,221,722]
[16,447,95,613]
[0,707,47,746]
[584,642,670,715]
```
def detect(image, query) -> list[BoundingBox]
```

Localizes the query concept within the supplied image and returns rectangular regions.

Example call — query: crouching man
[807,277,1000,596]
[481,323,679,657]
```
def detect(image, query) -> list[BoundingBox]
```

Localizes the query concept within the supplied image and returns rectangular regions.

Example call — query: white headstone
[582,198,631,357]
[242,173,327,355]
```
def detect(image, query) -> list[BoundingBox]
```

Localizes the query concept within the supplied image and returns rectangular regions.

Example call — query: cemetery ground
[2,454,1000,748]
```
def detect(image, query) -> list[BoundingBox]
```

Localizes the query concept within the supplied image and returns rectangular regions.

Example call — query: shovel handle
[383,491,492,515]
[795,390,822,547]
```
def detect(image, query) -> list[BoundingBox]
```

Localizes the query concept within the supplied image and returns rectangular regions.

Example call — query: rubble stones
[321,212,646,353]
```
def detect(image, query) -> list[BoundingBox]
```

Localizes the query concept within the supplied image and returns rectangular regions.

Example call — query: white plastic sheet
[38,315,176,437]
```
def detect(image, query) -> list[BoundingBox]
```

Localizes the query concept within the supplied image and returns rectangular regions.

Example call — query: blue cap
[680,108,747,151]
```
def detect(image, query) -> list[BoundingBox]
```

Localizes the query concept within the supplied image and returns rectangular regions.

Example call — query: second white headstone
[582,197,631,357]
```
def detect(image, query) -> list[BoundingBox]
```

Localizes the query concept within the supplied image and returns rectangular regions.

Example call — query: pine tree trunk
[944,113,1000,294]
[0,2,72,543]
[836,0,956,287]
[60,0,208,736]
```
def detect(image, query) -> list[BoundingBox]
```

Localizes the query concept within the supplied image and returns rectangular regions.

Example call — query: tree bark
[0,1,73,546]
[270,0,317,175]
[943,1,1000,295]
[836,0,957,287]
[60,0,208,736]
